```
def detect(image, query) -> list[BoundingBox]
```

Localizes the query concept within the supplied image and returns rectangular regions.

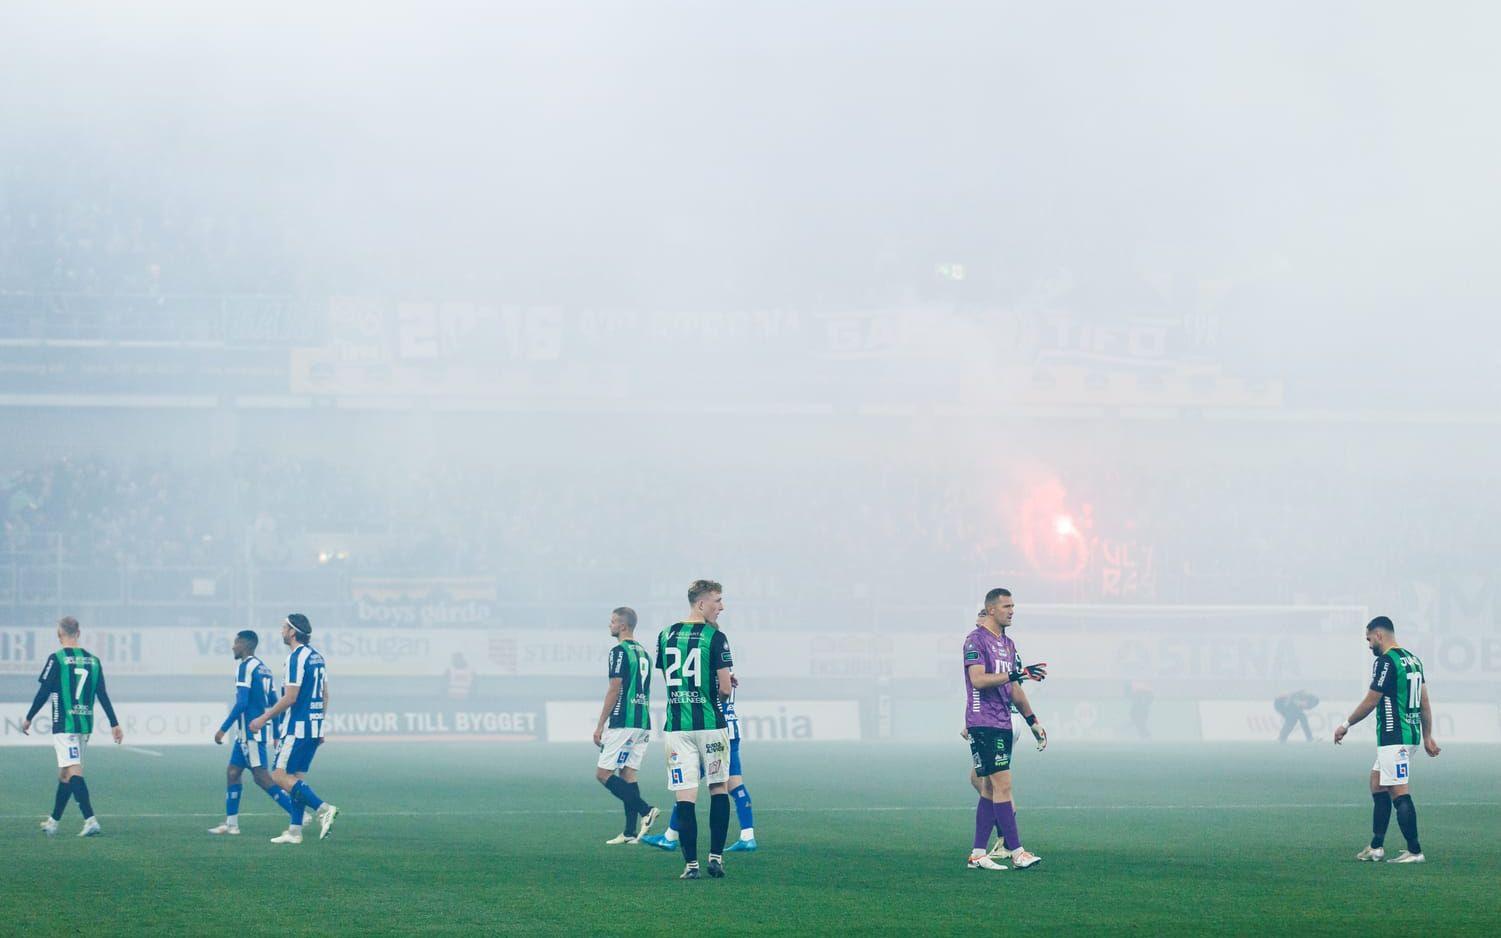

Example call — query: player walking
[963,589,1046,871]
[592,607,659,844]
[209,630,300,835]
[657,579,735,879]
[1334,616,1440,863]
[22,616,123,837]
[248,614,339,844]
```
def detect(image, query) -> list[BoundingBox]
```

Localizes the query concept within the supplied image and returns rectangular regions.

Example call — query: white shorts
[1373,745,1412,787]
[597,727,650,772]
[54,733,88,769]
[664,728,731,792]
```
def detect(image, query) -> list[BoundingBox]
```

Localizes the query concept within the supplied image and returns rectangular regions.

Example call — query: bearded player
[1334,616,1440,863]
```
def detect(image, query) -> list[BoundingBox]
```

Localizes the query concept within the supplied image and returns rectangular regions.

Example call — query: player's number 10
[662,647,701,687]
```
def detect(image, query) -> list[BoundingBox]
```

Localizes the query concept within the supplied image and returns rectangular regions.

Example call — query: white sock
[970,848,986,857]
[740,828,754,841]
[289,824,302,833]
[226,816,238,827]
[664,828,679,843]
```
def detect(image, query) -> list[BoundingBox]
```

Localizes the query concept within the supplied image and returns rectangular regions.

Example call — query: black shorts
[969,726,1013,777]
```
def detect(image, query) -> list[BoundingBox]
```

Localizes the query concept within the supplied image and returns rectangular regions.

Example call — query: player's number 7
[73,667,89,701]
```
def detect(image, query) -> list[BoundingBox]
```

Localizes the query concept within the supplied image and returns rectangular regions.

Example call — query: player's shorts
[53,733,88,769]
[273,736,322,775]
[968,726,1013,777]
[597,727,650,772]
[1372,744,1412,787]
[230,736,274,770]
[664,728,731,792]
[728,735,743,777]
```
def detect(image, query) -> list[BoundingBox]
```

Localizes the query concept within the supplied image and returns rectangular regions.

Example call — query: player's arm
[595,678,623,748]
[967,663,1011,689]
[713,631,734,698]
[95,668,123,743]
[217,685,250,744]
[1419,685,1441,757]
[1011,683,1047,750]
[249,682,299,734]
[1333,689,1382,744]
[21,657,59,734]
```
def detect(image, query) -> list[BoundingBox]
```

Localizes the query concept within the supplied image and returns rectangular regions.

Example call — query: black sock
[624,804,638,837]
[676,802,698,864]
[603,775,631,804]
[1370,791,1392,849]
[51,782,71,821]
[68,776,94,819]
[627,781,652,816]
[709,792,730,856]
[1393,794,1420,854]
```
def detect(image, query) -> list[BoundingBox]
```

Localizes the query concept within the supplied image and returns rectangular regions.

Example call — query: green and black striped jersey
[1370,647,1426,747]
[656,622,733,732]
[35,648,112,736]
[607,639,652,730]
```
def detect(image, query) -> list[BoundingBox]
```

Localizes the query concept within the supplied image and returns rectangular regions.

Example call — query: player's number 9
[662,647,701,687]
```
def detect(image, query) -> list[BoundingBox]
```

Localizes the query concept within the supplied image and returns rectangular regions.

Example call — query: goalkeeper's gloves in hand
[1022,662,1048,682]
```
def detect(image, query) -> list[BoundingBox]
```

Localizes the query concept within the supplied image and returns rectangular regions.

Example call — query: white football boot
[208,822,241,835]
[40,817,58,836]
[1389,850,1425,863]
[605,834,638,845]
[270,828,303,845]
[968,850,1007,870]
[78,817,101,837]
[636,806,660,839]
[316,803,339,840]
[1010,847,1042,869]
[1355,846,1384,861]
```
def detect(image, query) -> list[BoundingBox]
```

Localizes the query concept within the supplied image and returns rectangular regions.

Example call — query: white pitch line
[1,801,1495,820]
[122,746,164,757]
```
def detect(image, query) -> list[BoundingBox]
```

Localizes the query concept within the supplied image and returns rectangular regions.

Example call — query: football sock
[973,798,994,851]
[625,803,638,837]
[664,821,680,843]
[709,792,730,855]
[68,776,95,820]
[1393,794,1420,854]
[993,800,1021,851]
[626,781,652,816]
[292,803,306,828]
[264,785,296,816]
[603,775,632,804]
[290,781,324,811]
[1370,791,1392,848]
[226,783,243,822]
[730,784,753,834]
[51,782,71,822]
[676,802,699,863]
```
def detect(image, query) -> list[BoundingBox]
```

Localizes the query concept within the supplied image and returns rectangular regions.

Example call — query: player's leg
[966,728,1005,869]
[212,748,247,834]
[597,729,641,842]
[42,741,76,835]
[1384,758,1423,863]
[60,736,100,836]
[269,743,308,843]
[987,731,1038,868]
[621,734,658,838]
[247,739,298,821]
[283,739,337,840]
[703,730,732,875]
[724,737,756,851]
[1296,710,1312,742]
[1359,767,1391,860]
[665,731,702,878]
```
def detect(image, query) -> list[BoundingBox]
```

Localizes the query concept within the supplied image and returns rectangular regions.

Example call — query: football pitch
[3,740,1498,936]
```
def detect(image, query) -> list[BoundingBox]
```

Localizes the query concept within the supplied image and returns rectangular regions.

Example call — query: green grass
[3,740,1498,935]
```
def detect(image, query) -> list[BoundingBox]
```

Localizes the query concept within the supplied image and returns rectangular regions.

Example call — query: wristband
[1337,722,1349,733]
[1025,714,1038,726]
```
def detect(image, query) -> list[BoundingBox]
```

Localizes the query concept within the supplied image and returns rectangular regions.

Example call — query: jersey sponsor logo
[1396,761,1408,779]
[670,767,683,786]
[965,649,980,662]
[707,759,722,774]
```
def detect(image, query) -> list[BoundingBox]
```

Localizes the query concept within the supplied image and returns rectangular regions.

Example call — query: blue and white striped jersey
[237,655,280,743]
[724,682,740,742]
[283,644,327,739]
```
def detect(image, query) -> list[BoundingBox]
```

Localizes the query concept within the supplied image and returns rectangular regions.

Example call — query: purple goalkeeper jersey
[963,626,1021,729]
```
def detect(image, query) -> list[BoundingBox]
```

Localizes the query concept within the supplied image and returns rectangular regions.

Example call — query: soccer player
[21,616,123,837]
[642,672,756,853]
[592,606,659,844]
[209,629,300,835]
[1334,616,1441,863]
[963,589,1046,871]
[248,613,339,844]
[656,579,735,880]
